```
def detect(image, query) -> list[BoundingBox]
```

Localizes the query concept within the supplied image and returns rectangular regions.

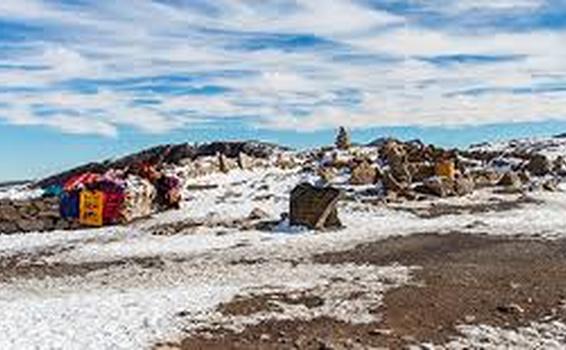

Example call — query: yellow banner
[80,190,105,227]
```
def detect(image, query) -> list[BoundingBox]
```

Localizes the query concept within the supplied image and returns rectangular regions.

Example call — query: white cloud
[0,0,564,136]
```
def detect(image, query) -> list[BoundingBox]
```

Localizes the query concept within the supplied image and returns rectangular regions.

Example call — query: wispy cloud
[0,0,564,136]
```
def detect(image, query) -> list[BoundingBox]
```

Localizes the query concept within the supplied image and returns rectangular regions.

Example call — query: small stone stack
[335,127,352,150]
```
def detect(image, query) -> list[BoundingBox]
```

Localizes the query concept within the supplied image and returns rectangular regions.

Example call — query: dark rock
[542,179,559,192]
[553,156,566,176]
[290,183,343,230]
[335,127,352,150]
[526,154,551,176]
[248,208,270,221]
[237,152,253,170]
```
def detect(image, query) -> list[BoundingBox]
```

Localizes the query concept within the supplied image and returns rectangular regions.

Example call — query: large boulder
[290,183,342,230]
[526,154,551,176]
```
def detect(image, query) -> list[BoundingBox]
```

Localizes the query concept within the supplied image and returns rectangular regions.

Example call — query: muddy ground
[172,233,566,349]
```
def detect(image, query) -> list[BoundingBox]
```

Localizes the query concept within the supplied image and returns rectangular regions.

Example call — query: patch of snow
[0,186,44,201]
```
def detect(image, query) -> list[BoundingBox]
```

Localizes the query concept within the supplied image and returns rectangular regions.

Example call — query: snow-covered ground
[469,135,566,161]
[0,184,43,201]
[1,167,566,349]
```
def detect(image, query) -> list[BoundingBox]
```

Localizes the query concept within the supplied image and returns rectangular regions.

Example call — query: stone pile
[0,197,79,234]
[309,136,564,204]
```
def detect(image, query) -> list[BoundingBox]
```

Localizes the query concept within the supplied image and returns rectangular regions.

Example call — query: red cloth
[103,191,125,224]
[64,173,102,192]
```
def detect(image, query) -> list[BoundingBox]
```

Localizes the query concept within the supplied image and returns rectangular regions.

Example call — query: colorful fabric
[64,173,102,192]
[435,160,456,179]
[89,179,125,194]
[155,175,182,209]
[43,184,64,198]
[103,191,125,224]
[79,190,105,227]
[121,175,156,223]
[60,191,80,219]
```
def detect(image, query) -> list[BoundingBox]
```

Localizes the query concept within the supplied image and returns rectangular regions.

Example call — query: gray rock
[0,221,19,234]
[16,219,45,232]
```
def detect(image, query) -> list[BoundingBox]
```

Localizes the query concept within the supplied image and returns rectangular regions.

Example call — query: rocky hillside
[33,140,288,189]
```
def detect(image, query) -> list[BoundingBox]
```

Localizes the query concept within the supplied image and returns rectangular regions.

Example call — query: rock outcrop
[33,141,288,189]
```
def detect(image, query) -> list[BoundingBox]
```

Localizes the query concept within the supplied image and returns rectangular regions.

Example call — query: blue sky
[0,0,565,181]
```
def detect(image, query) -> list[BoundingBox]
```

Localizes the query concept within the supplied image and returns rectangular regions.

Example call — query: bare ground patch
[170,233,566,349]
[390,195,542,219]
[0,253,167,282]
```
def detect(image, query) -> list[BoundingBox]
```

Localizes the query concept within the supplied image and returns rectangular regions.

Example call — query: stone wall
[0,197,79,234]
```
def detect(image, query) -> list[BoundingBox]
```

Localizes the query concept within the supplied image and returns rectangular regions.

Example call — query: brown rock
[382,172,408,193]
[237,152,253,170]
[349,162,378,185]
[472,170,502,188]
[248,208,270,221]
[290,183,342,230]
[454,176,474,196]
[409,162,435,182]
[416,177,454,197]
[0,205,20,221]
[497,171,522,188]
[318,167,337,184]
[382,141,407,163]
[542,179,559,192]
[390,160,411,183]
[218,153,238,173]
[553,156,566,175]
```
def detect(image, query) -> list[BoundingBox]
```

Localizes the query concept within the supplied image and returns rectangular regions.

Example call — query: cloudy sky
[1,0,565,180]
